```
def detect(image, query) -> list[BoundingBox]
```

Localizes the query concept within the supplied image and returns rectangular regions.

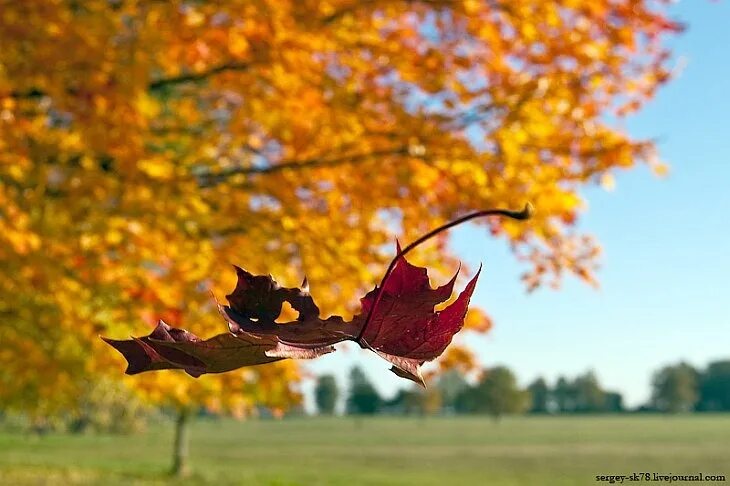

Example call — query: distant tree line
[313,360,730,417]
[649,361,730,413]
[526,372,624,414]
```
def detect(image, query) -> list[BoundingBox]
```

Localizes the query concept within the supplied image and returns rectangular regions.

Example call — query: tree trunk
[171,408,191,477]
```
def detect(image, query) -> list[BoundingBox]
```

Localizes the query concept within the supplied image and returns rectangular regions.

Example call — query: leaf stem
[355,203,534,343]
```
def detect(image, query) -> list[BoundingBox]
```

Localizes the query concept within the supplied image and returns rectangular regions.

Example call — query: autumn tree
[1,0,680,472]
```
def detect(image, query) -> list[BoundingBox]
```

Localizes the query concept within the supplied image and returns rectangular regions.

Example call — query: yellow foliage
[464,308,494,334]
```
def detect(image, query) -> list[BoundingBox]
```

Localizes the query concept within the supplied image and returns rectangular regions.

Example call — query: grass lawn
[0,415,728,485]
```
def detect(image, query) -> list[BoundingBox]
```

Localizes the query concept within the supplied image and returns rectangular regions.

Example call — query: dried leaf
[356,256,480,384]
[104,257,478,383]
[104,207,529,384]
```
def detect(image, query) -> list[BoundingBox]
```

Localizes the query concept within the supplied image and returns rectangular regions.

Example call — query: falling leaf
[104,207,528,385]
[355,254,480,385]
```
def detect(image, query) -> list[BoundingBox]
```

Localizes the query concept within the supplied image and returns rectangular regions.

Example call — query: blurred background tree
[651,362,699,413]
[527,377,550,414]
[536,371,624,414]
[571,371,607,413]
[553,376,574,413]
[0,0,680,473]
[387,384,445,418]
[457,366,530,421]
[315,374,339,415]
[435,370,470,414]
[697,361,730,412]
[346,366,383,416]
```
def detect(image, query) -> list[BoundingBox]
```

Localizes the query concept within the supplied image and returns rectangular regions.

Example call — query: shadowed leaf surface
[218,267,359,351]
[102,321,207,377]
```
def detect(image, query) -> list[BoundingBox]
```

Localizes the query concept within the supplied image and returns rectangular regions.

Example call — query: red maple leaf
[102,205,532,385]
[354,247,481,385]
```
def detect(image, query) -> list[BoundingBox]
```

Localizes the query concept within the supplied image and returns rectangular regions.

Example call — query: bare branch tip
[515,202,534,220]
[509,202,535,221]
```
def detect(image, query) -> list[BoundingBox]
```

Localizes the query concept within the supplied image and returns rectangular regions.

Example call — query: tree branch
[322,0,509,24]
[148,62,252,91]
[6,61,254,99]
[197,146,411,187]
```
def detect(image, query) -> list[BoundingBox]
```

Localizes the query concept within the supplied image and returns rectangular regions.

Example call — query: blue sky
[302,0,730,411]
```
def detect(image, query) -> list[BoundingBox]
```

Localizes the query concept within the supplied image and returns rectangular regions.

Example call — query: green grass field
[1,415,728,485]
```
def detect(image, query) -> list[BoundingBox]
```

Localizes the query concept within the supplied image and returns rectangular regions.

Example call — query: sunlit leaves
[0,0,680,415]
